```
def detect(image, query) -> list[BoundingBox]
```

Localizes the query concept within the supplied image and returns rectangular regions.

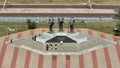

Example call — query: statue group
[48,17,75,33]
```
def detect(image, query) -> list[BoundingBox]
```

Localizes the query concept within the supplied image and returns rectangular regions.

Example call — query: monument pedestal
[36,31,87,43]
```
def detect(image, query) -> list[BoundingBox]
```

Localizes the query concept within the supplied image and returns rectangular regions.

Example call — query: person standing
[48,17,54,32]
[46,44,49,51]
[58,17,64,31]
[48,43,51,51]
[69,17,75,33]
[10,39,13,43]
[54,44,58,51]
[50,44,53,51]
[34,35,37,41]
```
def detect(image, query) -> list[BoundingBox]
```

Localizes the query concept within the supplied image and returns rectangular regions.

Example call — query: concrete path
[0,8,114,13]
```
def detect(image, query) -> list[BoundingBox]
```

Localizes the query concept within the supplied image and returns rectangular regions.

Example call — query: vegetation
[0,22,116,37]
[27,19,37,29]
[0,0,120,4]
[113,8,120,36]
[114,9,120,20]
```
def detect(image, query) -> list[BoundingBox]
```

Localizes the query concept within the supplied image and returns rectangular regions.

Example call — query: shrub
[27,19,37,29]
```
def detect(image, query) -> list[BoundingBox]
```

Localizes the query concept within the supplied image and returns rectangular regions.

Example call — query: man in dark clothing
[46,44,49,51]
[10,39,13,43]
[48,17,54,32]
[34,35,37,41]
[58,17,64,31]
[69,17,75,33]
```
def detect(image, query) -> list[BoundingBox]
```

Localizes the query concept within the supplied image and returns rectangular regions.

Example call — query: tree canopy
[114,9,120,20]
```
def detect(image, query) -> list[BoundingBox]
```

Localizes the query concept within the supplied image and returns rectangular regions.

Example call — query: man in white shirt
[58,17,64,31]
[69,17,75,33]
[48,17,54,32]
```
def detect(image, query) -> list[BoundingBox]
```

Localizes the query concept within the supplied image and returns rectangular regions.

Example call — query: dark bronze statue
[48,17,54,32]
[58,17,64,31]
[69,17,75,32]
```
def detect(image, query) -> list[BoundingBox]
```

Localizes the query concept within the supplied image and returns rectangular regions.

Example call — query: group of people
[32,35,37,41]
[46,43,58,51]
[32,34,41,41]
[48,17,75,33]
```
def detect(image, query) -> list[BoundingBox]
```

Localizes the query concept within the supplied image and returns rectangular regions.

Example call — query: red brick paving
[52,55,57,68]
[88,30,93,35]
[0,36,9,68]
[38,55,44,68]
[100,33,105,39]
[115,44,120,62]
[104,47,112,68]
[17,32,22,39]
[24,50,31,68]
[79,55,84,68]
[91,51,98,68]
[30,30,34,36]
[10,47,19,68]
[66,55,70,68]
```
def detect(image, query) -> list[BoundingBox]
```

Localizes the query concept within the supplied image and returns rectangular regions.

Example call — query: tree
[114,9,120,20]
[27,19,37,29]
[113,8,120,36]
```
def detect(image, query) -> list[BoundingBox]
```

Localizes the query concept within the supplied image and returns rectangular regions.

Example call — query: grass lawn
[0,22,116,37]
[0,0,120,4]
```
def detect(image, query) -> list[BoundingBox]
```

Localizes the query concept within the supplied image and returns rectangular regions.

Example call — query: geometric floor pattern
[0,28,120,68]
[10,31,115,55]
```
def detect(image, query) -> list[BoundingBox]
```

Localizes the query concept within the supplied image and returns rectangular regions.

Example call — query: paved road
[0,4,120,9]
[0,5,117,18]
[0,13,115,18]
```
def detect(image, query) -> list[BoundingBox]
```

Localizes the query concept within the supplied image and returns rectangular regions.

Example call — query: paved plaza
[9,30,115,55]
[0,28,120,68]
